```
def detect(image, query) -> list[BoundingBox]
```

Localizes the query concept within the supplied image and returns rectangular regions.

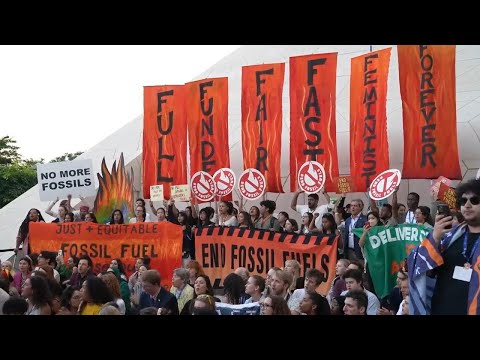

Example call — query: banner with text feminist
[350,48,391,192]
[290,52,339,192]
[242,63,284,193]
[353,224,431,298]
[186,78,231,201]
[29,222,182,289]
[398,45,461,179]
[143,85,187,200]
[195,227,337,295]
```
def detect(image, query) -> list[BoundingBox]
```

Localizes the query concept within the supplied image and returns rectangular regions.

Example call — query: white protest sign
[150,185,164,201]
[171,184,190,202]
[37,159,96,201]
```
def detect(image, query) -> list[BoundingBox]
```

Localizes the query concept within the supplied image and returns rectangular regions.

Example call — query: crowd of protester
[1,177,478,315]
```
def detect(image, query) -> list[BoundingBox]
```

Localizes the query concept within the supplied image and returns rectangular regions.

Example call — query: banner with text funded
[398,45,461,180]
[143,85,187,200]
[186,77,231,201]
[350,48,391,192]
[290,52,339,192]
[29,222,182,289]
[353,224,431,298]
[242,63,285,193]
[195,226,338,295]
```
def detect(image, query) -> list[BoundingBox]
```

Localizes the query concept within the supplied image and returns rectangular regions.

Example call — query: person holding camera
[408,178,480,315]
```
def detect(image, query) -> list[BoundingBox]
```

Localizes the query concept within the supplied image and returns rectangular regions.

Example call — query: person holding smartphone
[408,178,480,315]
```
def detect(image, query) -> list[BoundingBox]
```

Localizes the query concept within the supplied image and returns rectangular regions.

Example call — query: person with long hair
[101,272,126,315]
[196,208,214,230]
[84,212,98,223]
[222,273,245,305]
[15,209,45,256]
[78,277,114,315]
[284,219,299,233]
[129,205,147,223]
[57,287,82,315]
[300,291,331,315]
[12,257,32,295]
[237,211,254,229]
[249,206,260,225]
[215,201,238,227]
[260,295,291,315]
[22,276,52,315]
[108,209,124,225]
[177,211,195,266]
[181,274,220,315]
[299,212,314,234]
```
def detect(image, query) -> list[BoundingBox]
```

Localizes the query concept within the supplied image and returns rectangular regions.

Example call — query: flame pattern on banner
[93,153,135,224]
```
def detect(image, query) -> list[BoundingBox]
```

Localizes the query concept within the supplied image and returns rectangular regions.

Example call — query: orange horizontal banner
[29,222,183,289]
[195,227,338,296]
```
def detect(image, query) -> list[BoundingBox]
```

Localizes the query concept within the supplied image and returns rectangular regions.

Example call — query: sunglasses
[460,196,480,206]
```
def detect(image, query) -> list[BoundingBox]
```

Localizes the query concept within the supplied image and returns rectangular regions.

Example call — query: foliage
[50,151,83,163]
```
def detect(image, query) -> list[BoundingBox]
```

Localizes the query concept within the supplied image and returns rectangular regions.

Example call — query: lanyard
[462,229,480,265]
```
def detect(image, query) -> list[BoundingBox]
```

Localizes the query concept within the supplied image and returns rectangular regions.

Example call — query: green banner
[353,224,431,298]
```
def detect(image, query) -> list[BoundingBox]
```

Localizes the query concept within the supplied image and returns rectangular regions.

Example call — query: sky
[0,45,241,162]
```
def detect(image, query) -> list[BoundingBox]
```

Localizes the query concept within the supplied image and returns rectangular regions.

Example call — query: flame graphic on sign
[93,153,135,224]
[245,170,259,192]
[304,163,319,186]
[217,170,229,191]
[196,173,211,194]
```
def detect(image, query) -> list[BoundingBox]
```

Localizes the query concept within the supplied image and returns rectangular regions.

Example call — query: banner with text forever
[242,63,285,193]
[195,227,337,295]
[29,222,182,289]
[353,224,431,298]
[290,53,339,192]
[398,45,461,180]
[186,78,231,201]
[143,85,187,200]
[350,48,391,192]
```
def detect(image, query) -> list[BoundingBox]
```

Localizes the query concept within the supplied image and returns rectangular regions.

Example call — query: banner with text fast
[29,222,182,289]
[195,227,338,295]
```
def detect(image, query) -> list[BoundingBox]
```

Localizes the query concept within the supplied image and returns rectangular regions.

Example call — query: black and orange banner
[290,53,339,192]
[195,227,338,296]
[350,48,392,192]
[186,78,231,200]
[242,63,285,193]
[143,86,187,200]
[29,222,182,289]
[398,45,461,179]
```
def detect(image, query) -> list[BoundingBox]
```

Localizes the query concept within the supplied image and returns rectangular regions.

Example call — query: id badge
[453,266,473,282]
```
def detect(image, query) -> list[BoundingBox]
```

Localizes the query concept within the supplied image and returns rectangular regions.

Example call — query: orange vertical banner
[290,53,339,192]
[398,45,461,179]
[350,48,392,192]
[185,78,231,200]
[143,86,187,200]
[242,63,285,193]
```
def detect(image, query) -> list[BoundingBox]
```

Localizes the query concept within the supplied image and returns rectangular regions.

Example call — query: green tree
[0,135,43,208]
[0,162,38,208]
[50,151,83,163]
[0,136,21,165]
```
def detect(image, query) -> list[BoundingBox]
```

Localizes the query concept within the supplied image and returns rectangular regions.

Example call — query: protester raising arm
[45,197,59,217]
[392,187,400,220]
[290,190,304,211]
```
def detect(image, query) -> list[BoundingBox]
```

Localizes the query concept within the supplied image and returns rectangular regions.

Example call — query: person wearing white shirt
[341,268,380,315]
[403,192,420,224]
[291,190,332,229]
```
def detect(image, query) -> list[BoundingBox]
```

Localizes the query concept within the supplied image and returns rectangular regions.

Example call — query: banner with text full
[29,222,182,289]
[36,159,96,201]
[195,227,338,295]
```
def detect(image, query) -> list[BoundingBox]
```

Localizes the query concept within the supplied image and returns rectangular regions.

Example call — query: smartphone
[58,250,63,257]
[437,204,451,217]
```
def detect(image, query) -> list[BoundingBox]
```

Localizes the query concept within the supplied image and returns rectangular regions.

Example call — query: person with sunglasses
[409,178,480,315]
